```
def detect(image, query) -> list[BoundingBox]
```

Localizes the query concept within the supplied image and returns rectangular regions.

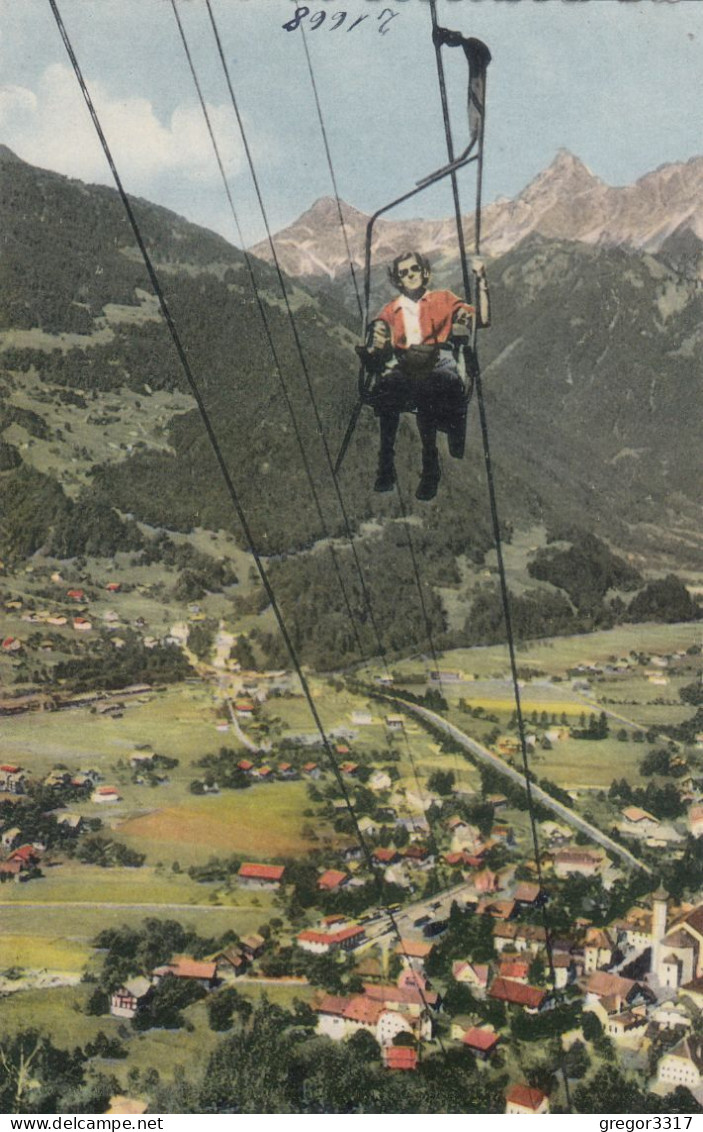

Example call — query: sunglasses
[398,265,422,279]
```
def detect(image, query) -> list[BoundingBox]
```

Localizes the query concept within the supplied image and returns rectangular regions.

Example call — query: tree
[346,1029,381,1061]
[0,1031,86,1113]
[83,986,109,1016]
[628,575,700,624]
[132,973,207,1031]
[563,1039,590,1080]
[427,769,455,796]
[581,1010,602,1041]
[207,987,252,1032]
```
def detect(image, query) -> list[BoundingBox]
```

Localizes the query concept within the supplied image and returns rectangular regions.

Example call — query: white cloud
[0,62,251,197]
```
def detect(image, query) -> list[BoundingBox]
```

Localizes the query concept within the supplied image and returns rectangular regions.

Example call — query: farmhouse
[382,1046,418,1071]
[152,957,218,990]
[316,869,348,892]
[396,939,434,970]
[110,978,153,1019]
[240,933,267,959]
[452,960,489,992]
[505,1084,550,1115]
[462,1027,499,1060]
[296,925,366,955]
[91,786,121,804]
[0,765,25,794]
[212,946,248,978]
[489,978,548,1014]
[237,863,285,888]
[9,845,43,869]
[553,848,604,878]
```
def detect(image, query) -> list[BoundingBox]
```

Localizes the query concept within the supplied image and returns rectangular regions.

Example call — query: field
[116,780,317,863]
[0,619,699,1053]
[389,622,702,682]
[0,894,277,979]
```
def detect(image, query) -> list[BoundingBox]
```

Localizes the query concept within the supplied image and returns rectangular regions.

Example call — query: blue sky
[2,0,703,247]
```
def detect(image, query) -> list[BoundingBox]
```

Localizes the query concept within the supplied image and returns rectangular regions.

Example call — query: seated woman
[365,250,490,501]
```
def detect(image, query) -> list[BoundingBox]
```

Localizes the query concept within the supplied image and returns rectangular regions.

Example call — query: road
[379,696,651,875]
[359,879,479,950]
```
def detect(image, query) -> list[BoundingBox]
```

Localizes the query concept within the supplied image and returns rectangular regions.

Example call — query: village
[1,595,702,1112]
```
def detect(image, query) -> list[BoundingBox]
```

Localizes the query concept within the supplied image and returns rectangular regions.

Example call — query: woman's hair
[388,251,432,288]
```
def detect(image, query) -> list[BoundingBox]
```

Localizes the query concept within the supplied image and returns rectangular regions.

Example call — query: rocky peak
[519,148,602,203]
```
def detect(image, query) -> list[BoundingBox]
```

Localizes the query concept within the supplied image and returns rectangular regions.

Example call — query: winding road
[383,696,651,874]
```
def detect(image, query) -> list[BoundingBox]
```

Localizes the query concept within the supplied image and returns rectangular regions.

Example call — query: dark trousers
[375,357,464,472]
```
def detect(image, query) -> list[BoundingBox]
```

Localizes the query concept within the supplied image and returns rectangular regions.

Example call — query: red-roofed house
[489,978,548,1013]
[513,882,543,906]
[297,925,366,955]
[0,765,26,794]
[383,1046,418,1071]
[8,844,42,867]
[498,958,530,983]
[237,862,285,888]
[474,868,499,894]
[505,1084,550,1114]
[152,957,218,989]
[462,1027,500,1060]
[372,847,398,865]
[317,869,348,892]
[395,939,433,970]
[316,993,420,1046]
[452,960,490,992]
[91,785,121,804]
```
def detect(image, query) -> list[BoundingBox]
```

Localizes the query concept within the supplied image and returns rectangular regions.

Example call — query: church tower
[651,883,669,977]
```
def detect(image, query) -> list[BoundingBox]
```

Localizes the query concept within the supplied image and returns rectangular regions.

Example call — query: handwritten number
[378,9,398,34]
[283,8,396,33]
[282,6,309,31]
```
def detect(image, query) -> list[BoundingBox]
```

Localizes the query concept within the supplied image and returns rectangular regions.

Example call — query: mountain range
[251,150,703,286]
[0,145,701,669]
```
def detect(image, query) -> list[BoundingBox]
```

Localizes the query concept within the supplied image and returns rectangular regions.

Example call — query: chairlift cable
[294,20,452,869]
[205,0,390,675]
[298,24,364,322]
[169,0,367,664]
[48,0,443,1055]
[428,0,572,1108]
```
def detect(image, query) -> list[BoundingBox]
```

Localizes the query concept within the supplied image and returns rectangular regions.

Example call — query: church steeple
[651,883,669,979]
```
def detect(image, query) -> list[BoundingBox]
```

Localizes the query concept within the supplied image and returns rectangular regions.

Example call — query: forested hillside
[1,148,700,668]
